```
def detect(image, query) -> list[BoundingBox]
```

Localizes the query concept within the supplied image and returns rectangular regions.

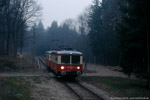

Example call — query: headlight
[61,66,65,70]
[77,66,80,70]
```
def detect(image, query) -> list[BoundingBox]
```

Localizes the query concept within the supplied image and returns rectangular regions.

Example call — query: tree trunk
[6,31,10,55]
[13,31,18,58]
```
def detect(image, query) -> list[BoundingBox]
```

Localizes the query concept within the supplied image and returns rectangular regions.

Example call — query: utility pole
[33,27,36,68]
[50,40,59,50]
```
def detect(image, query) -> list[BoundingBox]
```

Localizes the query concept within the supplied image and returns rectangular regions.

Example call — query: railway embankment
[0,56,149,100]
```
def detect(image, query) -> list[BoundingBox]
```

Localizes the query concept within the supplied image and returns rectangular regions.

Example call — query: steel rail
[77,82,104,100]
[64,82,83,100]
[64,82,104,100]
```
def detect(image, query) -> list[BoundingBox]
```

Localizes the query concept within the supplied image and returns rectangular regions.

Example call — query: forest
[0,0,150,87]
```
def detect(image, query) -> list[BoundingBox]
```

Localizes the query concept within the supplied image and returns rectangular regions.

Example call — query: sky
[38,0,93,28]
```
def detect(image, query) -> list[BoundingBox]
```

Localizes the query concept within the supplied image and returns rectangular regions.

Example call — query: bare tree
[78,11,91,62]
[3,0,41,56]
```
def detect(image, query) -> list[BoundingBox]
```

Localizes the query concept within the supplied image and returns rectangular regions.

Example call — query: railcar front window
[72,56,80,64]
[61,56,70,64]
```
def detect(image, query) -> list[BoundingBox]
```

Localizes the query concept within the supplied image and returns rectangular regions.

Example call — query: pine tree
[118,0,149,82]
[88,0,102,56]
[88,0,121,65]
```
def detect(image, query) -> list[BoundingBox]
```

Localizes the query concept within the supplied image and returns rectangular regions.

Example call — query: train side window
[49,55,51,61]
[55,57,57,62]
[47,54,48,59]
[51,55,54,62]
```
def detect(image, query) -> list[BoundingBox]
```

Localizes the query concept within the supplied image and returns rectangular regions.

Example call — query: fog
[39,0,93,28]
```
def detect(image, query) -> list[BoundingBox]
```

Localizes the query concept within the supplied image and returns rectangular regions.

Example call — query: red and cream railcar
[45,50,83,77]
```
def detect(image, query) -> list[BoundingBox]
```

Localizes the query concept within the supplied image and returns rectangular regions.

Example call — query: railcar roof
[56,50,82,55]
[46,51,56,54]
[46,50,82,55]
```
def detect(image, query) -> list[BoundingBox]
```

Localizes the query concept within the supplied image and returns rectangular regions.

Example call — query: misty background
[38,0,93,28]
[0,0,149,86]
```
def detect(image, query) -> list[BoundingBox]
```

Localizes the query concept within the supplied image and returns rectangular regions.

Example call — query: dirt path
[0,73,48,77]
[0,63,135,78]
[83,64,136,79]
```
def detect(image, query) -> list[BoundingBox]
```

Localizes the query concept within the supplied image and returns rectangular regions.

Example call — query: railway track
[38,57,56,77]
[64,81,104,100]
[39,57,104,100]
[38,57,46,66]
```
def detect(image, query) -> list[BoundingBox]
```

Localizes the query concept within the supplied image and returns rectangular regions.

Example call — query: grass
[0,56,18,72]
[81,76,150,97]
[0,54,37,72]
[0,77,33,100]
[32,76,41,84]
